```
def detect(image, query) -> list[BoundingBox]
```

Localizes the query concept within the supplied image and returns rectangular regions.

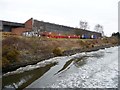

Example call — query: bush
[2,45,20,66]
[77,40,86,46]
[2,57,10,68]
[6,49,19,62]
[53,47,63,56]
[102,38,109,43]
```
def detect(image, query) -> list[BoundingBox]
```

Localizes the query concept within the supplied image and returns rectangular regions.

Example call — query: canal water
[2,46,118,89]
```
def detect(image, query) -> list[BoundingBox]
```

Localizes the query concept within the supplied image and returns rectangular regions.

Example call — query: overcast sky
[0,0,119,36]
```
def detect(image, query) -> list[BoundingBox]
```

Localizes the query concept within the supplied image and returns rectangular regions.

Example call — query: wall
[11,18,33,35]
[75,29,101,38]
[25,18,33,29]
[2,21,24,32]
[12,28,30,35]
[44,22,76,35]
[33,20,76,35]
[33,19,101,38]
[33,20,45,32]
[3,25,12,32]
[0,21,2,30]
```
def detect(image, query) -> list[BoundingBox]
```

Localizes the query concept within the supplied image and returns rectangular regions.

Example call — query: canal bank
[2,36,119,73]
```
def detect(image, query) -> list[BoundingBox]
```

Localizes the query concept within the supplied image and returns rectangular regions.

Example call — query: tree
[80,21,88,30]
[94,24,104,36]
[112,32,120,38]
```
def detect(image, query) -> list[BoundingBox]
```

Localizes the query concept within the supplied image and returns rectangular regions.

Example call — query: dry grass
[2,36,118,68]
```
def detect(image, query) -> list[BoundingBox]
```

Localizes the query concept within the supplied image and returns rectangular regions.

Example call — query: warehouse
[1,18,102,38]
[0,20,24,32]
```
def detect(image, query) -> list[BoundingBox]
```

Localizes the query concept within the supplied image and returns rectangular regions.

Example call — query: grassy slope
[2,36,118,70]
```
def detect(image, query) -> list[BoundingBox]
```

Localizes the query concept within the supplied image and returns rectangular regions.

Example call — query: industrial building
[0,18,102,38]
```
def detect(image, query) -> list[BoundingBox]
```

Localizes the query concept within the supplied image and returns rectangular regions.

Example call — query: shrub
[102,38,109,43]
[6,49,19,62]
[53,47,63,56]
[2,57,10,68]
[77,40,86,46]
[2,45,20,65]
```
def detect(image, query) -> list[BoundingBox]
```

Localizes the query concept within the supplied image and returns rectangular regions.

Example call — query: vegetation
[2,36,118,69]
[94,24,104,36]
[53,47,63,56]
[2,45,19,67]
[112,32,120,38]
[2,37,21,67]
[79,21,89,30]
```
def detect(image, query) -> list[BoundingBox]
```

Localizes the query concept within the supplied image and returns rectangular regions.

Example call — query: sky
[0,0,119,36]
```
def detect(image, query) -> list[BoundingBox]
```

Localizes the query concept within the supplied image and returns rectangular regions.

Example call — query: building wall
[33,20,76,35]
[32,20,45,32]
[25,18,33,29]
[0,21,2,31]
[2,21,24,32]
[3,25,12,32]
[11,18,33,35]
[33,19,101,38]
[12,28,30,36]
[44,23,76,35]
[75,29,101,38]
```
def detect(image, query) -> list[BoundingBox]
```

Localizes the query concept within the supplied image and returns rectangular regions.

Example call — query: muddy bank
[63,44,116,56]
[2,43,117,74]
[2,53,55,74]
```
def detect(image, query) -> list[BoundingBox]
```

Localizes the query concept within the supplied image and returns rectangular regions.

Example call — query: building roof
[1,20,24,27]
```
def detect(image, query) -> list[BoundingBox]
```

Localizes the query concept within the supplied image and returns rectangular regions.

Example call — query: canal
[2,46,118,89]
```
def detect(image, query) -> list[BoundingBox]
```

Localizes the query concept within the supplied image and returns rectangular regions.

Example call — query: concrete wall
[0,21,2,31]
[32,20,45,32]
[33,19,101,38]
[75,29,101,38]
[33,20,76,35]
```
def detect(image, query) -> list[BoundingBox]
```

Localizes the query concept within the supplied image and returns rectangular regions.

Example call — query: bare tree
[94,24,104,36]
[80,21,88,30]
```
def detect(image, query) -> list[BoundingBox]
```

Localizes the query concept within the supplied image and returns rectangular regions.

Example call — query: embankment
[2,36,119,73]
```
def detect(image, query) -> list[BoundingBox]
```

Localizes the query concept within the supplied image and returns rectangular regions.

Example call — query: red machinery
[41,32,80,39]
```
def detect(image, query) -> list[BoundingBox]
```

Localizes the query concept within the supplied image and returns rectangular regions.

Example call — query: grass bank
[2,36,119,73]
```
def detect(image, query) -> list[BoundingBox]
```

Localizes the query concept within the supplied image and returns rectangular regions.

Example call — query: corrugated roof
[1,20,24,27]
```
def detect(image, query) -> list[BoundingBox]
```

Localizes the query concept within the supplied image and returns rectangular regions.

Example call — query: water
[2,46,118,89]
